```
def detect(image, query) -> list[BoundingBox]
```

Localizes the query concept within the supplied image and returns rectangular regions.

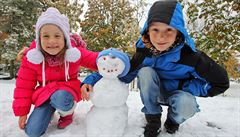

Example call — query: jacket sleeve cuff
[82,72,102,86]
[13,107,31,116]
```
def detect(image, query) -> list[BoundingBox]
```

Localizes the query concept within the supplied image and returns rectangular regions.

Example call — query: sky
[0,79,240,137]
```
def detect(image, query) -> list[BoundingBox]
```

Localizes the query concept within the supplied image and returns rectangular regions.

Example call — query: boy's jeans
[137,67,200,124]
[25,90,74,137]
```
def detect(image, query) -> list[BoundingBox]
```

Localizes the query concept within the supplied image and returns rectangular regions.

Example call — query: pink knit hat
[26,7,81,86]
[27,7,81,64]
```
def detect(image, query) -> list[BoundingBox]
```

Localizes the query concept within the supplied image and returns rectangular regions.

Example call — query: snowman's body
[86,79,129,137]
[86,49,130,137]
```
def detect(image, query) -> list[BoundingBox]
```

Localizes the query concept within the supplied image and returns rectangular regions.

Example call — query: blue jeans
[25,90,74,137]
[137,67,200,124]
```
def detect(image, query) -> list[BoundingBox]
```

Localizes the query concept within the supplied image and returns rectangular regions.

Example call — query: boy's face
[40,24,65,55]
[148,22,178,51]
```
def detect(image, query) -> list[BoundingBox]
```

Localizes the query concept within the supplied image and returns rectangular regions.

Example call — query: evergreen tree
[0,0,43,78]
[0,0,42,60]
[0,0,84,78]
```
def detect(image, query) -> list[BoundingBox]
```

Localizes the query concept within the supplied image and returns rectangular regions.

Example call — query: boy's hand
[81,84,93,101]
[16,47,29,62]
[18,115,27,129]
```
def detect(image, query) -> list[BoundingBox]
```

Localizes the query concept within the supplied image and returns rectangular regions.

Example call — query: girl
[81,1,229,137]
[12,7,98,137]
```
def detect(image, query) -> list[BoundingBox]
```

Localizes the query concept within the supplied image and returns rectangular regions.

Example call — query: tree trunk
[9,59,14,79]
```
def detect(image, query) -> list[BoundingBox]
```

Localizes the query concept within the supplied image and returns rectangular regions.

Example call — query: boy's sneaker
[144,114,161,137]
[164,117,179,134]
[57,113,73,129]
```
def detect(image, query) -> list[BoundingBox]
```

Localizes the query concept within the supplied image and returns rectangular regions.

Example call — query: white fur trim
[65,47,81,62]
[57,101,77,117]
[26,49,44,64]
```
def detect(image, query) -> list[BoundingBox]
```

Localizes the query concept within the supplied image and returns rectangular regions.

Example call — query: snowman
[86,48,130,137]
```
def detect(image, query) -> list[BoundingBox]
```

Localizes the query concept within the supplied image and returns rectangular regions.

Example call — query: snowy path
[0,80,239,137]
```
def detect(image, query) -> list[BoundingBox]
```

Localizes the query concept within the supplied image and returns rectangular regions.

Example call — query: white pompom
[26,49,44,64]
[65,47,81,62]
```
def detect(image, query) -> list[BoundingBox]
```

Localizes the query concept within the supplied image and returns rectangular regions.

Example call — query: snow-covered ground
[0,79,239,137]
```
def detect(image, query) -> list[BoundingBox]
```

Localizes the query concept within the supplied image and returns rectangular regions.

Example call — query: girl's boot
[57,113,74,129]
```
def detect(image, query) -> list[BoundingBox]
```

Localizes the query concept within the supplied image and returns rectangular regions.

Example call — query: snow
[0,79,240,137]
[86,52,129,137]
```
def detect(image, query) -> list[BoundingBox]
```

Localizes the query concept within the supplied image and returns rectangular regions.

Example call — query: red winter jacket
[12,40,98,116]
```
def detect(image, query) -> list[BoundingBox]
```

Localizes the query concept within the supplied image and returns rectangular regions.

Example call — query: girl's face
[40,24,65,55]
[148,22,178,51]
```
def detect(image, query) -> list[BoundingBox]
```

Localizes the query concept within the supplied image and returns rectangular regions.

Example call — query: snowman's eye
[103,57,106,60]
[111,70,113,72]
[115,69,118,71]
[103,68,105,70]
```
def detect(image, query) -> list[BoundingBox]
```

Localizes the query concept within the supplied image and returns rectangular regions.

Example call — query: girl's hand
[81,84,93,101]
[18,115,27,129]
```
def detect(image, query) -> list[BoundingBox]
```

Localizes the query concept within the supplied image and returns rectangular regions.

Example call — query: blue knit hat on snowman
[97,48,130,78]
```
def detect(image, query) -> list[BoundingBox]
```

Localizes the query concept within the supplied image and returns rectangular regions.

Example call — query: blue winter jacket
[83,1,229,97]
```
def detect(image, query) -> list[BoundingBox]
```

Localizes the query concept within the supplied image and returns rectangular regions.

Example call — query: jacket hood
[137,0,196,52]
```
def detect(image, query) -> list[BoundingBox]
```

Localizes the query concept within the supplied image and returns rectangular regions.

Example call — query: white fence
[128,78,139,91]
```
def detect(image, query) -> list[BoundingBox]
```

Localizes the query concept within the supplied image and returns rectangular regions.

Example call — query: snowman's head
[97,48,130,79]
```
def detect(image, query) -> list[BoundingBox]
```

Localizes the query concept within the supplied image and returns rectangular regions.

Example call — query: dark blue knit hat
[97,48,130,78]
